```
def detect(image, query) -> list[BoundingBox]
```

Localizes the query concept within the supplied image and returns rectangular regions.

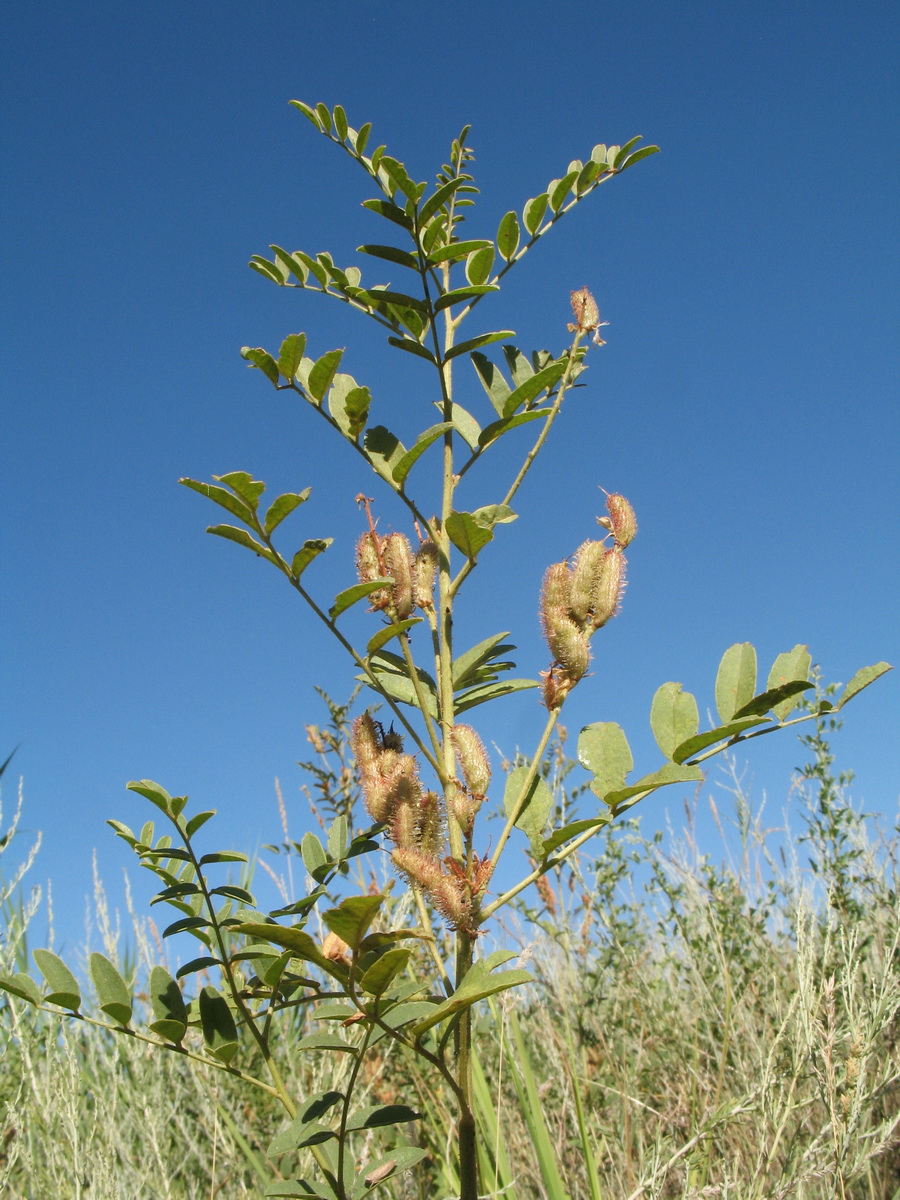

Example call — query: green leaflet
[578,722,633,798]
[33,949,81,1012]
[89,953,133,1026]
[503,767,553,854]
[650,682,700,759]
[715,643,758,722]
[411,951,532,1035]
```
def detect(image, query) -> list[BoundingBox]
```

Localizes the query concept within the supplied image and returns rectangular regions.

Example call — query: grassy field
[2,711,898,1199]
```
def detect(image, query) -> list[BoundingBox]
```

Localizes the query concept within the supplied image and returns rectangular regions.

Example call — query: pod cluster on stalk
[356,530,439,620]
[351,713,493,936]
[540,491,637,708]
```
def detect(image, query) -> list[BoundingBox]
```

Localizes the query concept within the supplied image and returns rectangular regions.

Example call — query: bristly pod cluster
[540,491,636,708]
[351,713,492,935]
[356,529,438,619]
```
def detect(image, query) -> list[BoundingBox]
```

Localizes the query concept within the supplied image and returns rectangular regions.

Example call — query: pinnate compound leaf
[292,539,332,579]
[766,645,812,720]
[126,779,174,815]
[392,422,452,485]
[411,951,532,1035]
[248,256,286,285]
[148,965,188,1042]
[578,723,633,798]
[89,953,132,1025]
[331,578,393,620]
[33,949,81,1011]
[672,716,769,764]
[264,489,311,537]
[715,643,758,722]
[496,211,520,261]
[650,683,700,759]
[323,895,385,952]
[603,762,703,811]
[0,972,43,1006]
[446,330,516,362]
[199,985,239,1064]
[733,680,813,720]
[206,525,280,566]
[503,767,553,853]
[364,425,407,483]
[419,177,470,224]
[836,662,893,710]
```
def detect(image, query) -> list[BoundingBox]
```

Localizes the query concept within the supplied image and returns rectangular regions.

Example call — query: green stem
[489,704,563,873]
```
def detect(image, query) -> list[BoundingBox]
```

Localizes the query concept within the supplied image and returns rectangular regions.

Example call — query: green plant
[1,101,890,1200]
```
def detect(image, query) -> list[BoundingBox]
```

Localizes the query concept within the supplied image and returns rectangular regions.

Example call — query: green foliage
[4,98,889,1200]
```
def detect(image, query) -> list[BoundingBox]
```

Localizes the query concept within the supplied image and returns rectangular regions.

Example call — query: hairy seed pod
[430,873,474,933]
[569,540,606,627]
[414,541,439,610]
[570,286,599,332]
[351,714,381,784]
[546,615,590,681]
[390,846,443,893]
[590,547,626,630]
[383,532,416,620]
[541,561,573,629]
[416,790,444,859]
[451,724,491,798]
[605,493,637,548]
[449,787,482,836]
[356,531,390,610]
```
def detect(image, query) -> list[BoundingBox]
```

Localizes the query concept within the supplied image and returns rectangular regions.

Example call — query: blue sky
[3,2,898,954]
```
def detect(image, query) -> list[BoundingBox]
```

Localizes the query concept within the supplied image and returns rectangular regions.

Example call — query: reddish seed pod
[605,493,637,548]
[383,532,416,620]
[451,724,491,798]
[569,540,606,628]
[590,547,626,630]
[414,541,439,610]
[356,531,390,610]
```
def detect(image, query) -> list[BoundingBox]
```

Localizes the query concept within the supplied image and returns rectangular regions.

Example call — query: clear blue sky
[3,2,898,954]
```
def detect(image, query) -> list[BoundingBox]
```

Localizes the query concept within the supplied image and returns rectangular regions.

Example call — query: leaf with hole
[292,539,332,579]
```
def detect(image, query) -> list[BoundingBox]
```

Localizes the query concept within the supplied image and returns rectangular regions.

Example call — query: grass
[1,714,898,1199]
